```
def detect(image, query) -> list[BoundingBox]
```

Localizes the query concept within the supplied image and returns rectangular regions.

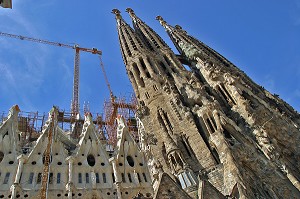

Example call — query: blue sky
[1,1,300,115]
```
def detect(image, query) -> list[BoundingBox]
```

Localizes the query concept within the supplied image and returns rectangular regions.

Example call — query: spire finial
[126,8,138,20]
[112,9,122,20]
[156,16,167,27]
[156,15,173,32]
[125,8,134,14]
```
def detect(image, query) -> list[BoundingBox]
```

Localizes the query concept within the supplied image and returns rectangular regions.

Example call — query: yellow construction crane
[39,110,56,199]
[0,31,104,198]
[0,31,102,116]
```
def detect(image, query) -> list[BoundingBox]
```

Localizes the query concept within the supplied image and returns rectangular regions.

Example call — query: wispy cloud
[291,0,300,26]
[0,2,52,111]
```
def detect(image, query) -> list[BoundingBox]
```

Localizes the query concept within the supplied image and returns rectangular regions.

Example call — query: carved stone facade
[0,106,153,198]
[113,8,300,199]
[1,8,300,199]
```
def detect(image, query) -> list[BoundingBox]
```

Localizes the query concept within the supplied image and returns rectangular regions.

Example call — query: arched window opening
[128,173,132,183]
[3,172,10,184]
[120,29,132,57]
[126,155,135,167]
[102,173,106,183]
[145,92,150,99]
[146,71,151,78]
[37,173,42,184]
[96,173,100,183]
[163,111,173,130]
[212,148,221,164]
[205,86,213,96]
[124,28,137,50]
[206,118,215,134]
[159,61,167,71]
[146,56,157,74]
[86,173,90,183]
[170,155,176,165]
[132,63,140,75]
[142,173,148,182]
[87,154,96,167]
[28,173,34,184]
[242,91,258,109]
[140,77,145,87]
[78,173,82,183]
[181,137,192,157]
[0,151,4,163]
[49,173,53,184]
[223,128,235,146]
[183,64,191,71]
[174,153,183,168]
[163,55,171,66]
[137,173,141,182]
[166,72,172,79]
[139,58,147,70]
[111,173,115,183]
[121,173,125,182]
[218,84,236,105]
[57,173,61,184]
[136,37,144,48]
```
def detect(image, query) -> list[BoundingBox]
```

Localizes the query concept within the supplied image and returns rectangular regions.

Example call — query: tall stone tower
[112,8,300,199]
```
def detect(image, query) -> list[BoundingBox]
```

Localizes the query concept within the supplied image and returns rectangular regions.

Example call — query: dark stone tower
[113,8,300,199]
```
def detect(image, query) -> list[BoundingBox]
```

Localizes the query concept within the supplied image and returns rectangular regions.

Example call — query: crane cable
[98,54,114,102]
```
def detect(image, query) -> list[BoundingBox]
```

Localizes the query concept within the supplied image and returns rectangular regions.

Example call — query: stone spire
[126,8,169,51]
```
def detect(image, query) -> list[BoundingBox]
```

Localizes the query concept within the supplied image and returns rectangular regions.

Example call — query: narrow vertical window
[57,173,61,184]
[102,173,107,183]
[182,137,192,157]
[49,173,53,184]
[121,173,125,182]
[142,173,147,182]
[86,173,89,183]
[128,173,132,183]
[3,172,10,184]
[96,173,100,183]
[78,173,82,183]
[139,58,147,70]
[29,172,34,184]
[19,173,22,183]
[37,173,42,184]
[137,173,141,183]
[145,92,150,99]
[112,173,115,183]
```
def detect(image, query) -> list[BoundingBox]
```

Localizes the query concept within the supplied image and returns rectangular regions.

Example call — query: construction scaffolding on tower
[103,93,138,146]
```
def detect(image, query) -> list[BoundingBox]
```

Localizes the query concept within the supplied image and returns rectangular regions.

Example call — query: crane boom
[98,55,114,101]
[0,31,102,116]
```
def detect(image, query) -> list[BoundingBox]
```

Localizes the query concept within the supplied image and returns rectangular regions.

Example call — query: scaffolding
[103,94,138,146]
[1,94,138,149]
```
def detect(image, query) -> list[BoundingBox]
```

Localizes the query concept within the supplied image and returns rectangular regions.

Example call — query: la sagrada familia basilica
[0,8,299,199]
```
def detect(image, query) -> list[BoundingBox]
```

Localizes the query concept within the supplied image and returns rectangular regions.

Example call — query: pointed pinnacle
[156,16,166,26]
[156,16,172,32]
[125,7,134,14]
[126,8,138,21]
[112,9,122,19]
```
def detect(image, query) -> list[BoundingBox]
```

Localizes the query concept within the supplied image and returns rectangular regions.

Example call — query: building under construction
[1,7,300,199]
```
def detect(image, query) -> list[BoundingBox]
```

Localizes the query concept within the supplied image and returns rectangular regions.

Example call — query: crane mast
[0,31,102,117]
[0,31,103,198]
[38,110,56,199]
[72,47,80,115]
